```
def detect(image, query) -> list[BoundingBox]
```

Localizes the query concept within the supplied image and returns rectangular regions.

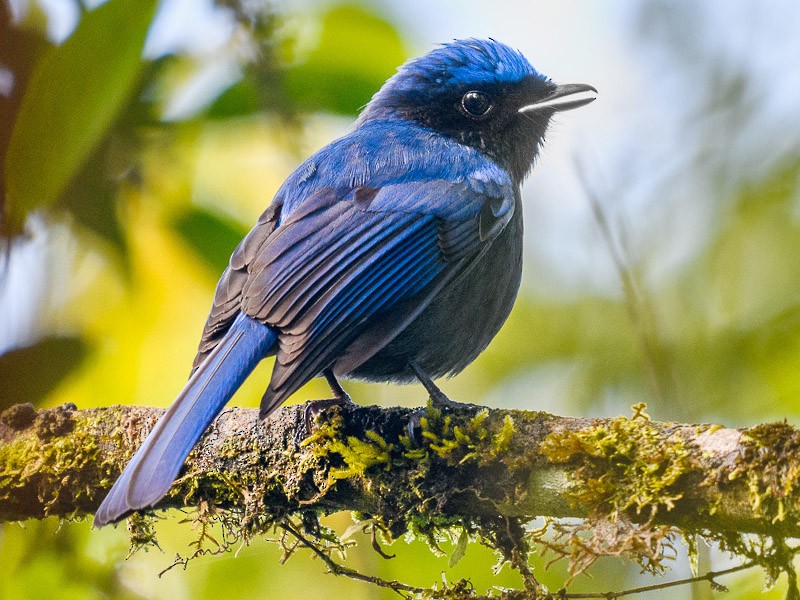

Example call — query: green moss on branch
[2,400,800,591]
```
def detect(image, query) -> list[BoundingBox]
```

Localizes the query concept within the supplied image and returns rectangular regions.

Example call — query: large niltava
[94,38,596,526]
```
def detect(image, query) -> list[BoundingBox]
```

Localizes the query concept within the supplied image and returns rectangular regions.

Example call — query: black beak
[518,83,597,114]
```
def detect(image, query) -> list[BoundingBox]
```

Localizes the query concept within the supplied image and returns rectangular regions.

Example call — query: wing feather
[192,203,281,371]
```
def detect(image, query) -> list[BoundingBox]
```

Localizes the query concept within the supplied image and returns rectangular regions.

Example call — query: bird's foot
[302,392,356,437]
[406,361,469,446]
[427,387,462,411]
[406,392,469,448]
[298,368,357,442]
[408,361,465,411]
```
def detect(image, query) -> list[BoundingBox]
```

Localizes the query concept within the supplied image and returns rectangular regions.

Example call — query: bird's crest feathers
[393,38,543,91]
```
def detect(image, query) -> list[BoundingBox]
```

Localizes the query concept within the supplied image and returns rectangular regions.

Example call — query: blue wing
[238,177,515,416]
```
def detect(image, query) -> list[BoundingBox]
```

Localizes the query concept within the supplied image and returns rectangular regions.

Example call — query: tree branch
[1,400,799,541]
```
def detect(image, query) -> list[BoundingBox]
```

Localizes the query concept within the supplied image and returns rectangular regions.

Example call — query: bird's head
[359,38,596,184]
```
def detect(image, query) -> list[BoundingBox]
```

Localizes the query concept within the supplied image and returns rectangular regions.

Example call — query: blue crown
[397,38,543,89]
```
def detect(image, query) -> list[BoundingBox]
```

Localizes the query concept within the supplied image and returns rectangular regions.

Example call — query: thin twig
[563,560,756,599]
[279,520,428,598]
[574,158,673,407]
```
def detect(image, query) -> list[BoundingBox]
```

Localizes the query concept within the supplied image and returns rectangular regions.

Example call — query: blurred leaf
[206,4,405,119]
[0,336,87,410]
[58,139,125,253]
[3,0,158,228]
[285,5,406,115]
[205,78,260,120]
[56,57,171,256]
[172,206,249,274]
[0,10,52,235]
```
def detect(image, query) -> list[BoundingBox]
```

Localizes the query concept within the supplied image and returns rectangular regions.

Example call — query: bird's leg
[409,361,461,409]
[324,369,352,403]
[303,369,356,434]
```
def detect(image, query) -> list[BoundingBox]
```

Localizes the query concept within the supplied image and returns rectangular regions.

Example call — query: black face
[393,74,558,184]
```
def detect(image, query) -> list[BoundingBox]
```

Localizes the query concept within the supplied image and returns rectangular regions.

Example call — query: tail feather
[94,314,275,527]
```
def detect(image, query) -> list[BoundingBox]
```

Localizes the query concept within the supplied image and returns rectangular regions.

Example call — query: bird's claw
[302,394,356,438]
[406,408,425,447]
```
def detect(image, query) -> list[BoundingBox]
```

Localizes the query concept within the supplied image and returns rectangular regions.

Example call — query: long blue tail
[94,314,276,526]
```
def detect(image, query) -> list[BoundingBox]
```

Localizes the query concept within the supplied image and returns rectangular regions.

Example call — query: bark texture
[1,401,799,541]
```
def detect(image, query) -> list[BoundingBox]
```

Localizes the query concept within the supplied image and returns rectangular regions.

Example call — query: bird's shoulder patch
[478,192,515,242]
[465,165,515,242]
[352,186,381,209]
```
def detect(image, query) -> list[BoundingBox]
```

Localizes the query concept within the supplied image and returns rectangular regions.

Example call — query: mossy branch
[2,400,800,596]
[1,400,799,536]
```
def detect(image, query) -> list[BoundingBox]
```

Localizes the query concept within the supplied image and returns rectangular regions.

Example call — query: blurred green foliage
[0,336,86,411]
[4,0,158,230]
[171,206,249,274]
[1,0,800,598]
[284,5,407,115]
[0,2,48,226]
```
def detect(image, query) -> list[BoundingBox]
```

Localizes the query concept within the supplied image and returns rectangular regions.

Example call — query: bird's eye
[461,91,492,118]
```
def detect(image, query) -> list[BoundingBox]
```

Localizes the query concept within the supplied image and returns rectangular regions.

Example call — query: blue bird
[94,38,596,526]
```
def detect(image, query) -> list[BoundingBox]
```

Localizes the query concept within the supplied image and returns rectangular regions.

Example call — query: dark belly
[346,209,523,382]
